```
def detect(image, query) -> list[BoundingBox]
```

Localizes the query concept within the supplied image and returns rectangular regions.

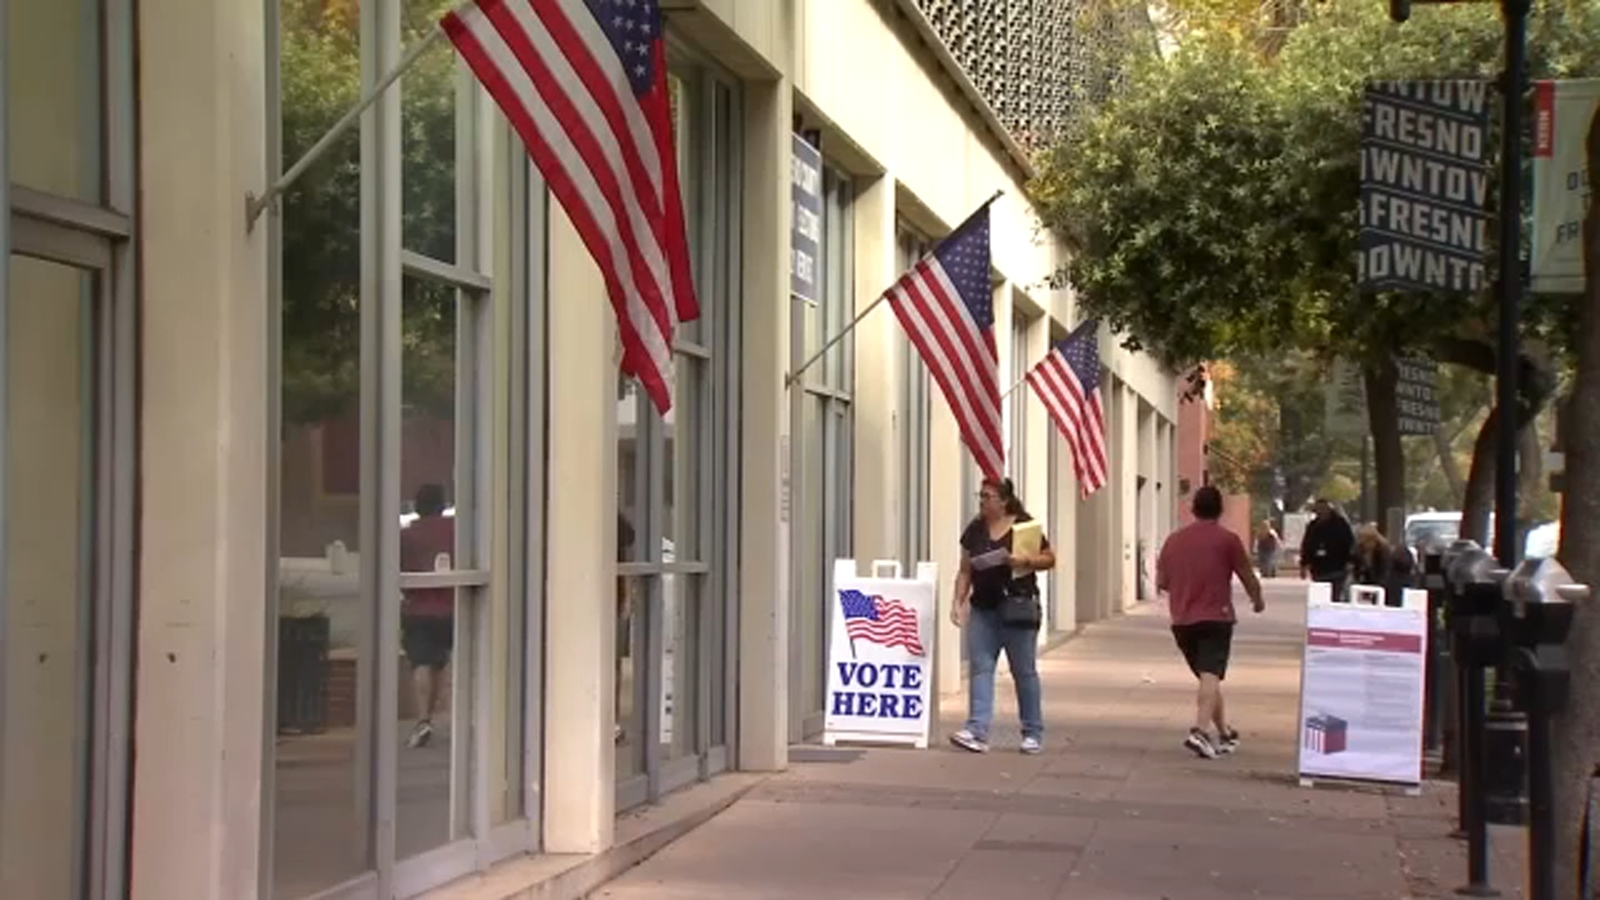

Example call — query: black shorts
[1172,621,1234,679]
[402,616,455,669]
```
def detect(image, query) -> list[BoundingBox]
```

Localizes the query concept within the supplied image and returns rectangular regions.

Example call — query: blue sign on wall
[1357,80,1492,294]
[790,133,823,303]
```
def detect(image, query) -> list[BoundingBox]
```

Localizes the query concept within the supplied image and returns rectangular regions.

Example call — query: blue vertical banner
[1357,80,1492,293]
[790,133,823,303]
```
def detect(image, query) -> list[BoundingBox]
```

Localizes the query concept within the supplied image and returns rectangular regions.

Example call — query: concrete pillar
[737,76,793,772]
[929,396,964,697]
[130,1,269,896]
[851,174,898,565]
[541,210,617,853]
[1138,401,1157,600]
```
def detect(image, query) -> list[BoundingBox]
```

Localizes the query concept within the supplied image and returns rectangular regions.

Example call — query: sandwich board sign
[823,559,937,749]
[1296,581,1429,793]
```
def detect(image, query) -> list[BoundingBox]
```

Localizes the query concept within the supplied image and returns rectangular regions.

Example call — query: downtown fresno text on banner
[885,202,1005,481]
[442,0,698,415]
[1024,320,1108,498]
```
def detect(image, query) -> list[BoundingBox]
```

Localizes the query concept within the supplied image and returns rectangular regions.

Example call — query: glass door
[1,213,133,900]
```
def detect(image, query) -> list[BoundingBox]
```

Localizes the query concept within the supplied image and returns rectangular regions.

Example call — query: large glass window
[895,229,930,570]
[789,164,854,742]
[267,1,544,895]
[2,2,138,898]
[614,60,740,810]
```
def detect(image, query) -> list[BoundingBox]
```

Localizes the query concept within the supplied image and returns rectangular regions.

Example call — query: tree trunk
[1550,102,1600,900]
[1518,421,1543,519]
[1363,357,1406,536]
[1432,425,1466,500]
[1459,408,1498,546]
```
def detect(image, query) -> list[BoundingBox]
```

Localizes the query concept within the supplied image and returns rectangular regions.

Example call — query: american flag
[885,203,1004,480]
[441,0,697,415]
[1024,319,1108,497]
[839,589,926,657]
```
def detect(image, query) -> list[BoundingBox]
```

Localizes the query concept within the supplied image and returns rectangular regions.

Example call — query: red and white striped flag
[1024,319,1107,497]
[442,0,697,415]
[885,202,1004,480]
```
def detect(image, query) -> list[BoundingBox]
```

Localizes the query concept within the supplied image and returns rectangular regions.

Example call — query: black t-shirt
[960,514,1050,610]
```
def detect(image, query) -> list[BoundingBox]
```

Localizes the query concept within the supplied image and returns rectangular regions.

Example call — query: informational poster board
[823,559,937,749]
[1531,79,1599,295]
[1296,582,1428,790]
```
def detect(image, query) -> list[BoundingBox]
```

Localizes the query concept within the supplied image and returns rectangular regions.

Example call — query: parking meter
[1442,539,1506,895]
[1499,557,1590,900]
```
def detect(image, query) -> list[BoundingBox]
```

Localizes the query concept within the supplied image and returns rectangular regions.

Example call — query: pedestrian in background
[949,477,1055,755]
[1299,498,1355,601]
[1157,486,1265,759]
[1254,519,1281,577]
[1352,522,1416,604]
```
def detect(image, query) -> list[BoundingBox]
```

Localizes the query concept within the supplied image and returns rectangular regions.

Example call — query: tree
[1551,99,1600,900]
[280,0,462,426]
[1032,0,1599,536]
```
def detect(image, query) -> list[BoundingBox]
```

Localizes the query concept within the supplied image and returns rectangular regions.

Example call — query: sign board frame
[790,132,823,304]
[1295,581,1428,794]
[823,559,938,749]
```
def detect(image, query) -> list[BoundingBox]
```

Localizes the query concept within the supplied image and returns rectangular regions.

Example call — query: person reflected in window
[401,483,454,750]
[949,477,1054,755]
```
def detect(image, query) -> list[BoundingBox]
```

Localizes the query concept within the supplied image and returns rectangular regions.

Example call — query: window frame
[0,0,140,897]
[260,1,548,894]
[613,49,742,813]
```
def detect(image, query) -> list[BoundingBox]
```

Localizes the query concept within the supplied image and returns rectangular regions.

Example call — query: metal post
[1520,658,1554,900]
[1458,663,1499,896]
[1492,0,1528,570]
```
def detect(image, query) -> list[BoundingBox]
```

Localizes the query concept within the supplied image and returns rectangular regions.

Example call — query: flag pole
[783,189,1004,388]
[246,24,450,231]
[1001,371,1030,400]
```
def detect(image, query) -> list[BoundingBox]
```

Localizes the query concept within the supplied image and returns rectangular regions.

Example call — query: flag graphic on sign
[884,202,1004,481]
[1024,319,1108,497]
[1304,714,1349,755]
[441,0,698,416]
[839,589,926,657]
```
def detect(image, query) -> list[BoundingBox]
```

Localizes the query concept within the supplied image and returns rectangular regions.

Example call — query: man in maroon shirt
[401,483,455,749]
[1156,486,1265,759]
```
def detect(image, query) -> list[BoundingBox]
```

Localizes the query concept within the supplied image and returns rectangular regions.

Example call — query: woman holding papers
[949,477,1055,755]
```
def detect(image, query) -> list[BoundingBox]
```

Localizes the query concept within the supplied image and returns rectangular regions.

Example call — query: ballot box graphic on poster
[1303,713,1350,755]
[1296,582,1428,788]
[824,559,938,749]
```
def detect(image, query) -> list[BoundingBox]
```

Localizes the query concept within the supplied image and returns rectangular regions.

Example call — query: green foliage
[1032,0,1600,370]
[280,0,463,424]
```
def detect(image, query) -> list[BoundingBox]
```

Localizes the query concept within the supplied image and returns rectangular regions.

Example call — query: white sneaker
[949,729,989,753]
[1020,735,1043,755]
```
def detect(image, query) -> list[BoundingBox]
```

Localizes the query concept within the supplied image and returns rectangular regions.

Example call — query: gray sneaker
[1217,727,1240,755]
[1183,728,1218,759]
[1019,735,1043,755]
[949,729,989,753]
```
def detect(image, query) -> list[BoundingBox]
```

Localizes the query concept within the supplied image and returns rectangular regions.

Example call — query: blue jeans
[964,605,1043,740]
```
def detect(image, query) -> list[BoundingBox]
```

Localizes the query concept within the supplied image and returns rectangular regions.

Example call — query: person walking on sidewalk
[1156,486,1265,760]
[949,477,1055,755]
[1299,498,1355,601]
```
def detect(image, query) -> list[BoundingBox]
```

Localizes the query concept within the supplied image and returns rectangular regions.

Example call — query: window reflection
[274,1,367,894]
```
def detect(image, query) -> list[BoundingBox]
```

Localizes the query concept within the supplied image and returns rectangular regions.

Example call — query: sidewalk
[594,580,1527,899]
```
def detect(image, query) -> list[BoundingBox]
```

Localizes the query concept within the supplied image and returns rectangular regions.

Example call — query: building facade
[0,1,1178,898]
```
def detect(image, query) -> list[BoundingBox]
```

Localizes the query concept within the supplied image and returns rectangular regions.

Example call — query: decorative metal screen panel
[912,0,1132,150]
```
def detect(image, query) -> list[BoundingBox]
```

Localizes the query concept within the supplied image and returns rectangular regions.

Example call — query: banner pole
[246,24,449,230]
